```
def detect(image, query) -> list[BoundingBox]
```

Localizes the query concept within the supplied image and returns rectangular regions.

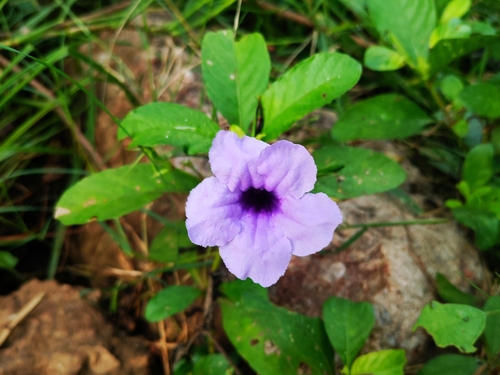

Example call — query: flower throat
[240,187,278,214]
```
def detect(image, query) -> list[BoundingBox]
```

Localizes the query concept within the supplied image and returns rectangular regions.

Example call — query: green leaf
[350,349,406,375]
[429,19,471,48]
[464,118,484,149]
[338,0,368,19]
[145,285,202,322]
[202,30,270,130]
[119,102,220,155]
[0,251,18,269]
[445,199,463,209]
[149,222,192,263]
[440,0,471,24]
[364,46,406,71]
[261,52,361,141]
[435,0,450,18]
[440,75,464,101]
[418,146,461,178]
[492,126,500,154]
[331,94,433,141]
[322,297,375,369]
[367,0,435,74]
[173,358,192,375]
[417,354,484,375]
[192,354,232,375]
[470,21,497,36]
[451,119,469,138]
[484,296,500,359]
[220,278,268,302]
[435,273,476,306]
[462,144,494,190]
[466,187,500,217]
[55,164,198,225]
[413,301,486,353]
[220,280,334,375]
[428,36,498,77]
[166,0,235,35]
[459,83,500,119]
[453,207,499,250]
[313,146,406,199]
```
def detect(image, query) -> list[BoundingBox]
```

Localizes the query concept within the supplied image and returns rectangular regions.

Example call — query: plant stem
[340,218,450,230]
[426,80,451,124]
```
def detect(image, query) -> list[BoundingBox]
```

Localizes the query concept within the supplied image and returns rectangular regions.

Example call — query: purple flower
[185,130,342,287]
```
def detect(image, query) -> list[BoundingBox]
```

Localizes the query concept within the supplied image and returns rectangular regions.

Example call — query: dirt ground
[0,279,153,375]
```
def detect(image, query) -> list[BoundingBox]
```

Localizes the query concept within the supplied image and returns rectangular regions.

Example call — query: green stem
[47,221,66,279]
[6,267,25,282]
[211,249,222,273]
[113,218,133,256]
[340,218,450,230]
[426,80,451,124]
[329,227,367,254]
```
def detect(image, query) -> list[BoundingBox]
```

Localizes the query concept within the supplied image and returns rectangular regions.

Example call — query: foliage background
[1,0,500,374]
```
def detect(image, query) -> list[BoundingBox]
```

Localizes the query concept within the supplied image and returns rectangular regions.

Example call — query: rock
[269,192,485,362]
[0,279,152,375]
[84,345,121,374]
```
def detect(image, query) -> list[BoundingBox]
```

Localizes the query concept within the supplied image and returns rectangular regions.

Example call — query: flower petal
[185,177,242,247]
[209,130,268,192]
[274,193,342,256]
[219,212,292,287]
[257,140,317,199]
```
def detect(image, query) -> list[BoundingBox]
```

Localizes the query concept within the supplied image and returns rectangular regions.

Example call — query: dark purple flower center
[240,187,278,214]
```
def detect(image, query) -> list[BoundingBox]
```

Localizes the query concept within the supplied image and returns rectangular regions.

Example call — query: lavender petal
[257,140,317,199]
[219,212,292,287]
[209,130,268,192]
[274,192,342,256]
[185,177,242,247]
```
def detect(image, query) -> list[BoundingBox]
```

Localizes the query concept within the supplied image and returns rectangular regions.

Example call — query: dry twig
[0,292,45,347]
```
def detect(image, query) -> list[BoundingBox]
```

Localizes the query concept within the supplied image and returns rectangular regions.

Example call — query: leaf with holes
[119,102,220,155]
[261,52,361,141]
[331,94,433,141]
[413,301,486,353]
[323,296,375,369]
[313,146,406,199]
[145,285,202,322]
[220,279,334,375]
[55,164,198,225]
[202,30,270,131]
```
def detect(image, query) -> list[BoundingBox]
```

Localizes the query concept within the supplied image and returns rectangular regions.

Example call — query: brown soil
[0,279,153,375]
